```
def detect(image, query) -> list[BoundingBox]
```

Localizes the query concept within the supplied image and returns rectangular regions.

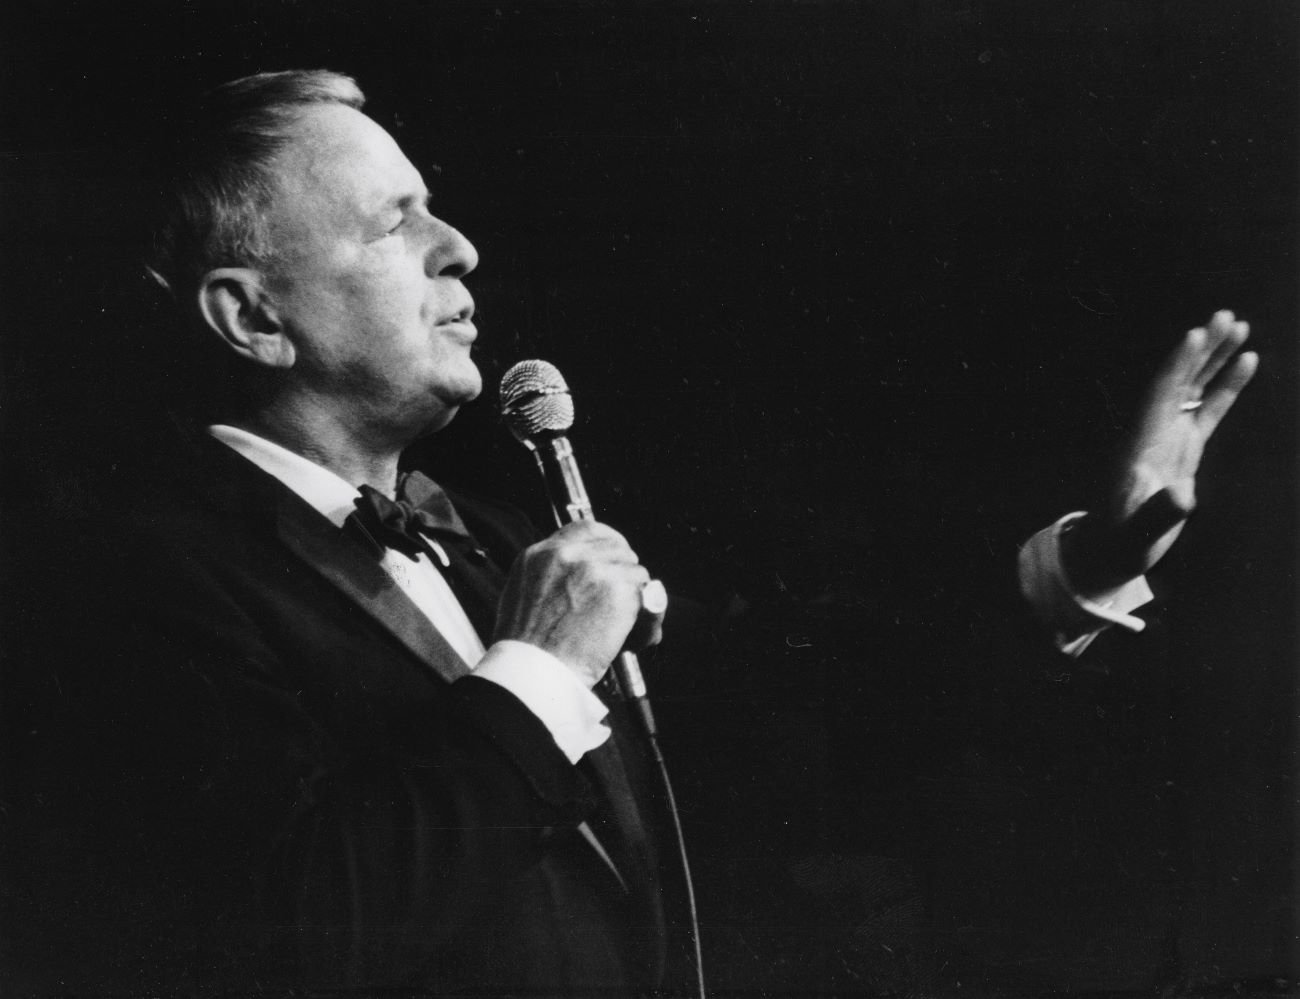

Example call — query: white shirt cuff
[473,640,612,763]
[1019,512,1155,658]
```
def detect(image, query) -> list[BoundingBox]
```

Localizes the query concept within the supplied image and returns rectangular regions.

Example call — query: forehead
[268,104,424,225]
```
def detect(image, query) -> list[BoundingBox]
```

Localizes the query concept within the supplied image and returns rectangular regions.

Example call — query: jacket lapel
[273,496,473,686]
[180,435,473,687]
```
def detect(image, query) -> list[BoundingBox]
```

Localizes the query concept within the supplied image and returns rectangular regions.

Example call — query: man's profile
[0,64,1259,997]
[8,69,674,995]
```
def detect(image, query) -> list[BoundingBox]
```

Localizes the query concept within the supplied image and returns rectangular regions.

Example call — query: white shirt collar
[207,424,362,529]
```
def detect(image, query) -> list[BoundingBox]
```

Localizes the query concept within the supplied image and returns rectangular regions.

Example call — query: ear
[196,268,296,370]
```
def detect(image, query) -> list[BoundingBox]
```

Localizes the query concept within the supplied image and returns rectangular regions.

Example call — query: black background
[2,1,1296,994]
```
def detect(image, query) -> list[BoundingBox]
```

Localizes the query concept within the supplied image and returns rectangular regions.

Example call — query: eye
[385,215,406,236]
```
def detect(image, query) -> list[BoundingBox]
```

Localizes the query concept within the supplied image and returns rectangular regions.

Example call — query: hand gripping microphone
[499,360,666,734]
[501,361,706,998]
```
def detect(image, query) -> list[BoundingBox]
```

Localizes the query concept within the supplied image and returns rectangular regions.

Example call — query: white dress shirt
[208,425,611,762]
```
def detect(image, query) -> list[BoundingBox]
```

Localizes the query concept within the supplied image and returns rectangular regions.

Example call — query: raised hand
[1063,310,1258,595]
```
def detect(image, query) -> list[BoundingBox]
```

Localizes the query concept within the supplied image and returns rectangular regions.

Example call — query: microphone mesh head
[499,359,575,440]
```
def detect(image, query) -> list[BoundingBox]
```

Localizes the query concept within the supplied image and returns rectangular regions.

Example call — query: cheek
[350,261,430,331]
[329,284,421,352]
[286,252,431,369]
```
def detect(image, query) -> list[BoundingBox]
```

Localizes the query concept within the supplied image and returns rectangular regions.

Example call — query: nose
[426,218,479,279]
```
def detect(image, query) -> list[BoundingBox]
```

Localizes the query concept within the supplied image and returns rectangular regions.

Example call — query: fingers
[543,519,642,570]
[1153,311,1254,417]
[625,581,668,652]
[544,521,650,612]
[550,518,635,551]
[1193,310,1251,391]
[1197,348,1258,437]
[640,579,669,616]
[498,520,658,683]
[1160,311,1241,395]
[1150,325,1203,400]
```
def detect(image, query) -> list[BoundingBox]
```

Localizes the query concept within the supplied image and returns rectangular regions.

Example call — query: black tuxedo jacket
[11,433,669,995]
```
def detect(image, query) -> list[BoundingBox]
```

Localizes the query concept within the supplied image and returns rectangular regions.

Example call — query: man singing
[21,69,672,995]
[5,68,1254,995]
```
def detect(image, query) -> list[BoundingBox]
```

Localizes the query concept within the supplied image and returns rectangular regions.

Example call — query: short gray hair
[146,69,365,302]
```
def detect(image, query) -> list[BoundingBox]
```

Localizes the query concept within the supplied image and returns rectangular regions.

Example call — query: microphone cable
[645,711,707,999]
[500,359,707,999]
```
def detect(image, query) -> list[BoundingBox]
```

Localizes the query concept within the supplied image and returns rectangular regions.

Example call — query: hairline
[148,69,369,303]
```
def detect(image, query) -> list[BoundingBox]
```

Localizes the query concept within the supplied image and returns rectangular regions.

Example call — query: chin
[417,380,482,436]
[440,357,483,402]
[443,373,483,409]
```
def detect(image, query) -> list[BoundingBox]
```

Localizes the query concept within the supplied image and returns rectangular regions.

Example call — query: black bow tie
[347,472,475,563]
[345,472,504,643]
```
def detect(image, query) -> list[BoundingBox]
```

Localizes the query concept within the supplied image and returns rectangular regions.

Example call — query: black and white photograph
[1,2,1295,995]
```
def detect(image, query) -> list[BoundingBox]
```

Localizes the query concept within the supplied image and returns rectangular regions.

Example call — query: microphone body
[524,434,652,705]
[533,436,596,527]
[500,362,655,710]
[501,363,706,999]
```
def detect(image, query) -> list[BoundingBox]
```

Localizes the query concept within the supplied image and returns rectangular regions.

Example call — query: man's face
[262,104,480,444]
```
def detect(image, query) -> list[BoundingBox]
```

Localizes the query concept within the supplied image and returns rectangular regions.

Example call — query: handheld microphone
[499,359,665,731]
[500,362,706,998]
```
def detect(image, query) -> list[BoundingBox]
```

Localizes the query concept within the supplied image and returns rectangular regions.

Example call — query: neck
[228,403,405,495]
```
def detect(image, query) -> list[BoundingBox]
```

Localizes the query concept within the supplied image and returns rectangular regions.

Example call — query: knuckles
[521,522,641,576]
[508,520,651,631]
